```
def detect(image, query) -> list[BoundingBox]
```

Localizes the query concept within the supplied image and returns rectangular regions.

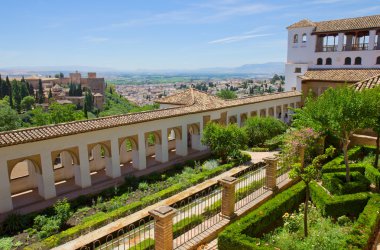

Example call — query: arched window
[326,58,332,65]
[317,58,323,65]
[354,57,362,65]
[302,33,307,43]
[293,34,298,43]
[377,56,380,64]
[344,57,351,65]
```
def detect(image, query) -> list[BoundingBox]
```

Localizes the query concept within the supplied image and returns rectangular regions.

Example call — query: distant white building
[285,14,380,94]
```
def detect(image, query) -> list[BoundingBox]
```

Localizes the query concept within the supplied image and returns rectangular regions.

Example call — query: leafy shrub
[0,237,22,250]
[202,159,219,170]
[1,213,26,235]
[138,182,149,191]
[337,215,351,226]
[322,172,370,195]
[218,182,306,250]
[263,203,351,250]
[309,181,370,217]
[54,198,71,224]
[346,194,380,249]
[244,116,287,147]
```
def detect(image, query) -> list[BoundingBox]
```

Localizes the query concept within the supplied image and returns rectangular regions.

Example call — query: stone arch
[268,107,275,117]
[146,131,162,145]
[188,123,200,135]
[51,148,80,166]
[170,127,182,140]
[251,111,257,117]
[88,142,111,158]
[260,109,266,117]
[8,157,41,179]
[240,113,248,126]
[119,136,138,151]
[229,115,237,124]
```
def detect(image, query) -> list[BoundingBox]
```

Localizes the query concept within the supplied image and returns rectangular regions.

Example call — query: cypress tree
[6,76,13,108]
[12,80,22,113]
[20,81,29,99]
[0,74,2,98]
[28,82,34,96]
[48,88,53,99]
[38,79,44,104]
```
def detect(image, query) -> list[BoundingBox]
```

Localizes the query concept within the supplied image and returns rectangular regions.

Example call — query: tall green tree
[30,107,50,126]
[363,86,380,167]
[12,80,22,112]
[0,100,21,131]
[20,81,29,99]
[201,122,247,163]
[282,127,334,237]
[293,86,367,182]
[48,89,53,99]
[6,76,13,108]
[38,79,44,104]
[21,96,35,111]
[216,89,237,100]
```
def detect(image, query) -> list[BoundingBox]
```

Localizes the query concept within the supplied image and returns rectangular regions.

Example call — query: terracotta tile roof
[353,74,380,91]
[287,19,316,29]
[299,69,380,82]
[288,14,380,33]
[0,90,301,148]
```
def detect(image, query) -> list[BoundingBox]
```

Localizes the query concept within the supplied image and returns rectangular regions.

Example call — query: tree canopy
[216,89,237,100]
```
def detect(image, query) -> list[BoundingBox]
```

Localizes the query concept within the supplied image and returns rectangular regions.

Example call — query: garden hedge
[365,164,380,188]
[309,182,370,217]
[25,160,246,250]
[346,194,380,250]
[322,172,370,195]
[218,182,306,250]
[173,215,204,238]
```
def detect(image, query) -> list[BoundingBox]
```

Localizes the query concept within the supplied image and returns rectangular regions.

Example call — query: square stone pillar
[0,159,13,213]
[77,145,92,188]
[218,176,237,219]
[108,139,121,178]
[264,156,278,192]
[149,206,176,250]
[39,151,57,199]
[137,132,147,170]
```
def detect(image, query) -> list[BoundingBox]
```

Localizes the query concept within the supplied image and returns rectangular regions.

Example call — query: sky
[0,0,379,71]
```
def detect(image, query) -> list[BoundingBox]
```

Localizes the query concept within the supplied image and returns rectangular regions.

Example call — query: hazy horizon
[1,0,379,70]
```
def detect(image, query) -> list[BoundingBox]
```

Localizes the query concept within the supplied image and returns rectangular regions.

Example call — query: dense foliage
[201,122,247,163]
[216,89,237,100]
[244,116,287,147]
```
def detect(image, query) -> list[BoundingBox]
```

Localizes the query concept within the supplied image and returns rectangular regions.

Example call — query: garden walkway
[54,151,280,250]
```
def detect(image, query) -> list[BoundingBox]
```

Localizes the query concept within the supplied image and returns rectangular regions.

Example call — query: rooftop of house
[0,90,301,148]
[299,68,380,82]
[288,14,380,33]
[353,74,380,91]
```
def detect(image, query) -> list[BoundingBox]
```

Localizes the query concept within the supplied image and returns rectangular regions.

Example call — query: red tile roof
[0,90,301,148]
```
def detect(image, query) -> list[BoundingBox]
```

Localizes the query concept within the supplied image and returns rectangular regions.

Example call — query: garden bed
[322,172,370,195]
[218,181,380,250]
[1,154,252,250]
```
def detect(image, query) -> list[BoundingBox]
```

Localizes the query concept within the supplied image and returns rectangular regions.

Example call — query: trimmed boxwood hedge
[173,215,204,238]
[346,194,380,250]
[365,164,380,188]
[129,238,155,250]
[25,160,246,250]
[322,172,370,195]
[309,181,370,217]
[218,182,306,250]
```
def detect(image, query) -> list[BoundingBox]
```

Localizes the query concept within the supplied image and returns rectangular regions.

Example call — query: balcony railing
[343,43,369,51]
[316,45,337,52]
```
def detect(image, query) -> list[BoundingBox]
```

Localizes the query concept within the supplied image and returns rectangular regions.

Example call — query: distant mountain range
[0,62,285,77]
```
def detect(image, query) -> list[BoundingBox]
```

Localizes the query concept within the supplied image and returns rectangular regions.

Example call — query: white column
[137,132,147,170]
[61,151,74,179]
[38,151,57,199]
[77,145,92,188]
[237,114,242,127]
[0,159,13,213]
[177,124,188,156]
[369,30,377,50]
[156,129,168,163]
[107,139,121,178]
[337,32,344,51]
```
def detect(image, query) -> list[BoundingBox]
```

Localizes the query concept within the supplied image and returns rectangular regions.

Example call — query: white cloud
[208,33,272,44]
